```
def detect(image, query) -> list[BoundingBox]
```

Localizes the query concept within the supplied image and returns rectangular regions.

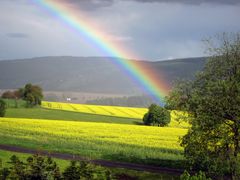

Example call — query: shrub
[143,104,170,127]
[0,155,112,180]
[180,170,212,180]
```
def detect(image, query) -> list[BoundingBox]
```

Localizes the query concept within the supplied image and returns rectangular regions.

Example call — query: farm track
[0,144,184,175]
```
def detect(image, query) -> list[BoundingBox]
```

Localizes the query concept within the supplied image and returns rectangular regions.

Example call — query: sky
[0,0,240,61]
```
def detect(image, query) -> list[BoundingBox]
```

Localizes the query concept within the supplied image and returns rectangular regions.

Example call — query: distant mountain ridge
[0,56,207,95]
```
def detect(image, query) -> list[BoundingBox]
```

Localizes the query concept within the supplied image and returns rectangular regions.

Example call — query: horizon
[0,55,207,62]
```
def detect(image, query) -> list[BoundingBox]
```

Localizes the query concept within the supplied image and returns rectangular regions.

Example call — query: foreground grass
[0,150,68,170]
[0,118,187,167]
[0,150,178,179]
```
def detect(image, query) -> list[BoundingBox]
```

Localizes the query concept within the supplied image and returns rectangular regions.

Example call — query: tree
[1,90,22,108]
[143,104,170,126]
[0,155,112,180]
[180,171,211,180]
[0,99,6,117]
[166,33,240,178]
[63,161,112,180]
[1,90,22,100]
[5,155,61,180]
[22,83,43,107]
[1,91,15,99]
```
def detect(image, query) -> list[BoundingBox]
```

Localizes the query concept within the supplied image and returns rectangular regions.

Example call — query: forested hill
[0,56,207,95]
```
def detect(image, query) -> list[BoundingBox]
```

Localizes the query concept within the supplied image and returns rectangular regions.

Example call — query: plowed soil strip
[0,144,183,175]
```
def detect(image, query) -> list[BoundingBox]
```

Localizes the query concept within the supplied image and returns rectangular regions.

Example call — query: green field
[0,150,68,170]
[5,102,189,128]
[2,98,27,108]
[6,108,140,125]
[3,99,143,125]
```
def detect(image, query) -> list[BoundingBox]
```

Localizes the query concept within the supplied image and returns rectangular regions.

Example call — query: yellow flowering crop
[41,101,148,119]
[0,117,187,162]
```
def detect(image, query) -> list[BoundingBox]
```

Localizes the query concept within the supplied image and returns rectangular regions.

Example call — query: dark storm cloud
[6,33,29,38]
[130,0,240,5]
[61,0,240,7]
[0,0,239,60]
[58,0,114,10]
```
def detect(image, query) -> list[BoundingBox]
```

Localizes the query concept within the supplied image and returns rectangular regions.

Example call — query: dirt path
[0,144,184,175]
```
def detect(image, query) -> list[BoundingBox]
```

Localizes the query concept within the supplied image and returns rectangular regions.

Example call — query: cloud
[0,0,239,60]
[6,33,29,38]
[57,0,114,10]
[129,0,240,5]
[56,0,240,8]
[104,34,133,42]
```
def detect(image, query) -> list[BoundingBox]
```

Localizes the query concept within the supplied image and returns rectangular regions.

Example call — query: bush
[1,91,15,99]
[0,154,112,180]
[63,161,112,180]
[180,170,212,180]
[143,104,170,126]
[0,99,6,117]
[22,84,43,107]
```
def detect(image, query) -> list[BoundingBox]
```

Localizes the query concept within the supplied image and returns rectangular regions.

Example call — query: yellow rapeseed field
[41,101,189,128]
[41,101,148,119]
[0,117,187,163]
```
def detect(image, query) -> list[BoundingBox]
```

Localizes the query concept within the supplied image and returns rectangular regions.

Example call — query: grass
[6,107,189,128]
[6,108,141,125]
[4,99,144,125]
[0,150,68,170]
[41,101,189,128]
[1,98,26,108]
[0,117,187,167]
[0,150,178,180]
[4,99,189,127]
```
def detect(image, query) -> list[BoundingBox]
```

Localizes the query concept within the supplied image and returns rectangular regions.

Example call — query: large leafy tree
[166,33,240,178]
[22,83,43,107]
[143,104,170,127]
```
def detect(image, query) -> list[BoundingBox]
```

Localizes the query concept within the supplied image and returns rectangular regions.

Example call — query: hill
[0,56,207,95]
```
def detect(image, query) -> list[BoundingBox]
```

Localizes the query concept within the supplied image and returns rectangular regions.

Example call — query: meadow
[4,99,189,127]
[1,99,189,175]
[40,101,189,128]
[6,108,140,125]
[0,117,187,167]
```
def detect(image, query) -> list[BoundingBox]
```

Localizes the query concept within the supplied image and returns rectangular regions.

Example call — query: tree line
[0,83,43,117]
[0,154,111,180]
[86,95,155,107]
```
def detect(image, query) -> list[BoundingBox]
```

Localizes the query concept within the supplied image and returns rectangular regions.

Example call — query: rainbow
[34,0,170,105]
